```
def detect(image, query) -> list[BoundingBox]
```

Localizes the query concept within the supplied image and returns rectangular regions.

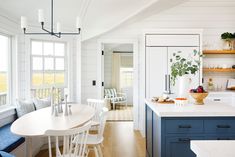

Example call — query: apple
[190,86,207,93]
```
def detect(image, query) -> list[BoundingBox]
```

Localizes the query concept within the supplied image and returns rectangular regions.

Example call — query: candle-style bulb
[38,9,45,23]
[76,17,81,28]
[57,22,61,32]
[21,16,27,29]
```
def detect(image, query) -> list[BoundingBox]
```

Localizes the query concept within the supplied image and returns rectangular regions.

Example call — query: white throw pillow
[33,97,51,110]
[16,100,35,118]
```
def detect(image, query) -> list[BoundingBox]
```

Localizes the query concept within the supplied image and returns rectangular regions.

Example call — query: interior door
[167,47,200,95]
[146,47,168,98]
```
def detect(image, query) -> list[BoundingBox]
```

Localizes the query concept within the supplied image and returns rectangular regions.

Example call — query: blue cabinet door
[165,136,204,157]
[146,106,153,157]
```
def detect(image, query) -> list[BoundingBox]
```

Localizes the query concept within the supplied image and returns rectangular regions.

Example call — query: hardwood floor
[36,122,146,157]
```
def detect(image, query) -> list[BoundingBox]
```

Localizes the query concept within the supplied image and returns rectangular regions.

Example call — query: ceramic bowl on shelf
[190,93,208,105]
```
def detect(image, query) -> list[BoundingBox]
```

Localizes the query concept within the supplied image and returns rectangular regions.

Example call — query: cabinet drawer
[165,119,203,134]
[207,135,235,140]
[205,120,235,133]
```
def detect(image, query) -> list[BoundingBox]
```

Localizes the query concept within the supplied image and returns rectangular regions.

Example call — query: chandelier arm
[23,28,50,35]
[41,22,52,34]
[53,33,61,38]
[57,28,81,35]
[58,33,80,35]
[42,28,52,34]
[24,32,51,35]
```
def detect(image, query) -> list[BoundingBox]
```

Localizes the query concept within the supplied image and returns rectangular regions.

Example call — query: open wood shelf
[203,68,235,72]
[203,50,235,54]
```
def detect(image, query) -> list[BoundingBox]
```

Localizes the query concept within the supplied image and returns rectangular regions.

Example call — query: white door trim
[97,38,139,130]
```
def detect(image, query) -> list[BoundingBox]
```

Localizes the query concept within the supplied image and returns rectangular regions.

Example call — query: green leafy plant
[221,32,235,40]
[170,50,202,86]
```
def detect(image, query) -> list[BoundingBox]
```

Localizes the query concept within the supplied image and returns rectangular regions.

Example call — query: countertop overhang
[191,140,235,157]
[145,99,235,117]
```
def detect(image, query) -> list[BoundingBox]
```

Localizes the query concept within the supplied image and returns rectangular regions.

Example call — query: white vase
[178,75,191,98]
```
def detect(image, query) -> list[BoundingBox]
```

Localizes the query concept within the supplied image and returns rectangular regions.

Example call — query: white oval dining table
[11,104,95,157]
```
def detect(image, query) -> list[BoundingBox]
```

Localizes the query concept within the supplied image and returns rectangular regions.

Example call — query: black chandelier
[20,0,81,38]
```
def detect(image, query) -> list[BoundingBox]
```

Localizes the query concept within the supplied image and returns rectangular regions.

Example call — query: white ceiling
[0,0,187,40]
[0,0,84,29]
[83,0,153,30]
[0,0,153,33]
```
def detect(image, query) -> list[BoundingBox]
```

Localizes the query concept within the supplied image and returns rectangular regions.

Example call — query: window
[31,40,67,87]
[120,68,133,89]
[0,34,10,106]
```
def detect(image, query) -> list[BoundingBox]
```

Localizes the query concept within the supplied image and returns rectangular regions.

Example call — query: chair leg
[94,146,99,157]
[113,103,115,110]
[97,144,103,157]
[85,147,90,157]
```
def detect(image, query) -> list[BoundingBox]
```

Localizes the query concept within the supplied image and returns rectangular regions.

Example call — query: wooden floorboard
[35,122,146,157]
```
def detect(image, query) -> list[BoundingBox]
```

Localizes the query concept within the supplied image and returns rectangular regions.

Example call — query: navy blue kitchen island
[145,100,235,157]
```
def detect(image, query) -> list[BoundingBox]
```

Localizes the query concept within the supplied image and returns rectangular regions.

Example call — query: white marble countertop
[191,140,235,157]
[145,99,235,117]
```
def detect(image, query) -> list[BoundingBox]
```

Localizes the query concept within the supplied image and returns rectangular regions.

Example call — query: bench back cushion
[16,100,35,118]
[33,97,51,110]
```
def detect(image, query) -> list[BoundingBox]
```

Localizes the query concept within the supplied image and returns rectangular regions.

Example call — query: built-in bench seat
[0,151,15,157]
[0,96,52,156]
[0,123,25,153]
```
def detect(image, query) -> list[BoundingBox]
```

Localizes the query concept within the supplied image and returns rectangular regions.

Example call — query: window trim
[0,32,12,107]
[30,39,68,88]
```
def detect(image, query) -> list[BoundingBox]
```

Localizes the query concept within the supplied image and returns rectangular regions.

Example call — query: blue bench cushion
[0,151,15,157]
[0,123,25,153]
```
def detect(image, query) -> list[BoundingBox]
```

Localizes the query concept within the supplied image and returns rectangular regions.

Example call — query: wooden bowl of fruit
[190,86,208,105]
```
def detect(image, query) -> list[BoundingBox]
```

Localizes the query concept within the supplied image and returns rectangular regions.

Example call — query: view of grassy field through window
[0,72,65,93]
[32,73,65,87]
[0,35,8,94]
[0,72,7,93]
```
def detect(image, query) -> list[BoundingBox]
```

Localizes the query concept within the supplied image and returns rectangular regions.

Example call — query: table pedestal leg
[26,137,33,157]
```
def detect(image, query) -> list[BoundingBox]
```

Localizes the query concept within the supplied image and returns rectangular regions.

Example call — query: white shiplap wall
[81,0,235,135]
[81,39,99,103]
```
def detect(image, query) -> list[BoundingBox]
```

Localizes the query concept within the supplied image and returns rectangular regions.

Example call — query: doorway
[103,43,133,121]
[97,39,139,129]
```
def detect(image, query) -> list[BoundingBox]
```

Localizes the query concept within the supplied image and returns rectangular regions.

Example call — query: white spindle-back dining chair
[75,108,108,157]
[87,99,105,127]
[45,121,91,157]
